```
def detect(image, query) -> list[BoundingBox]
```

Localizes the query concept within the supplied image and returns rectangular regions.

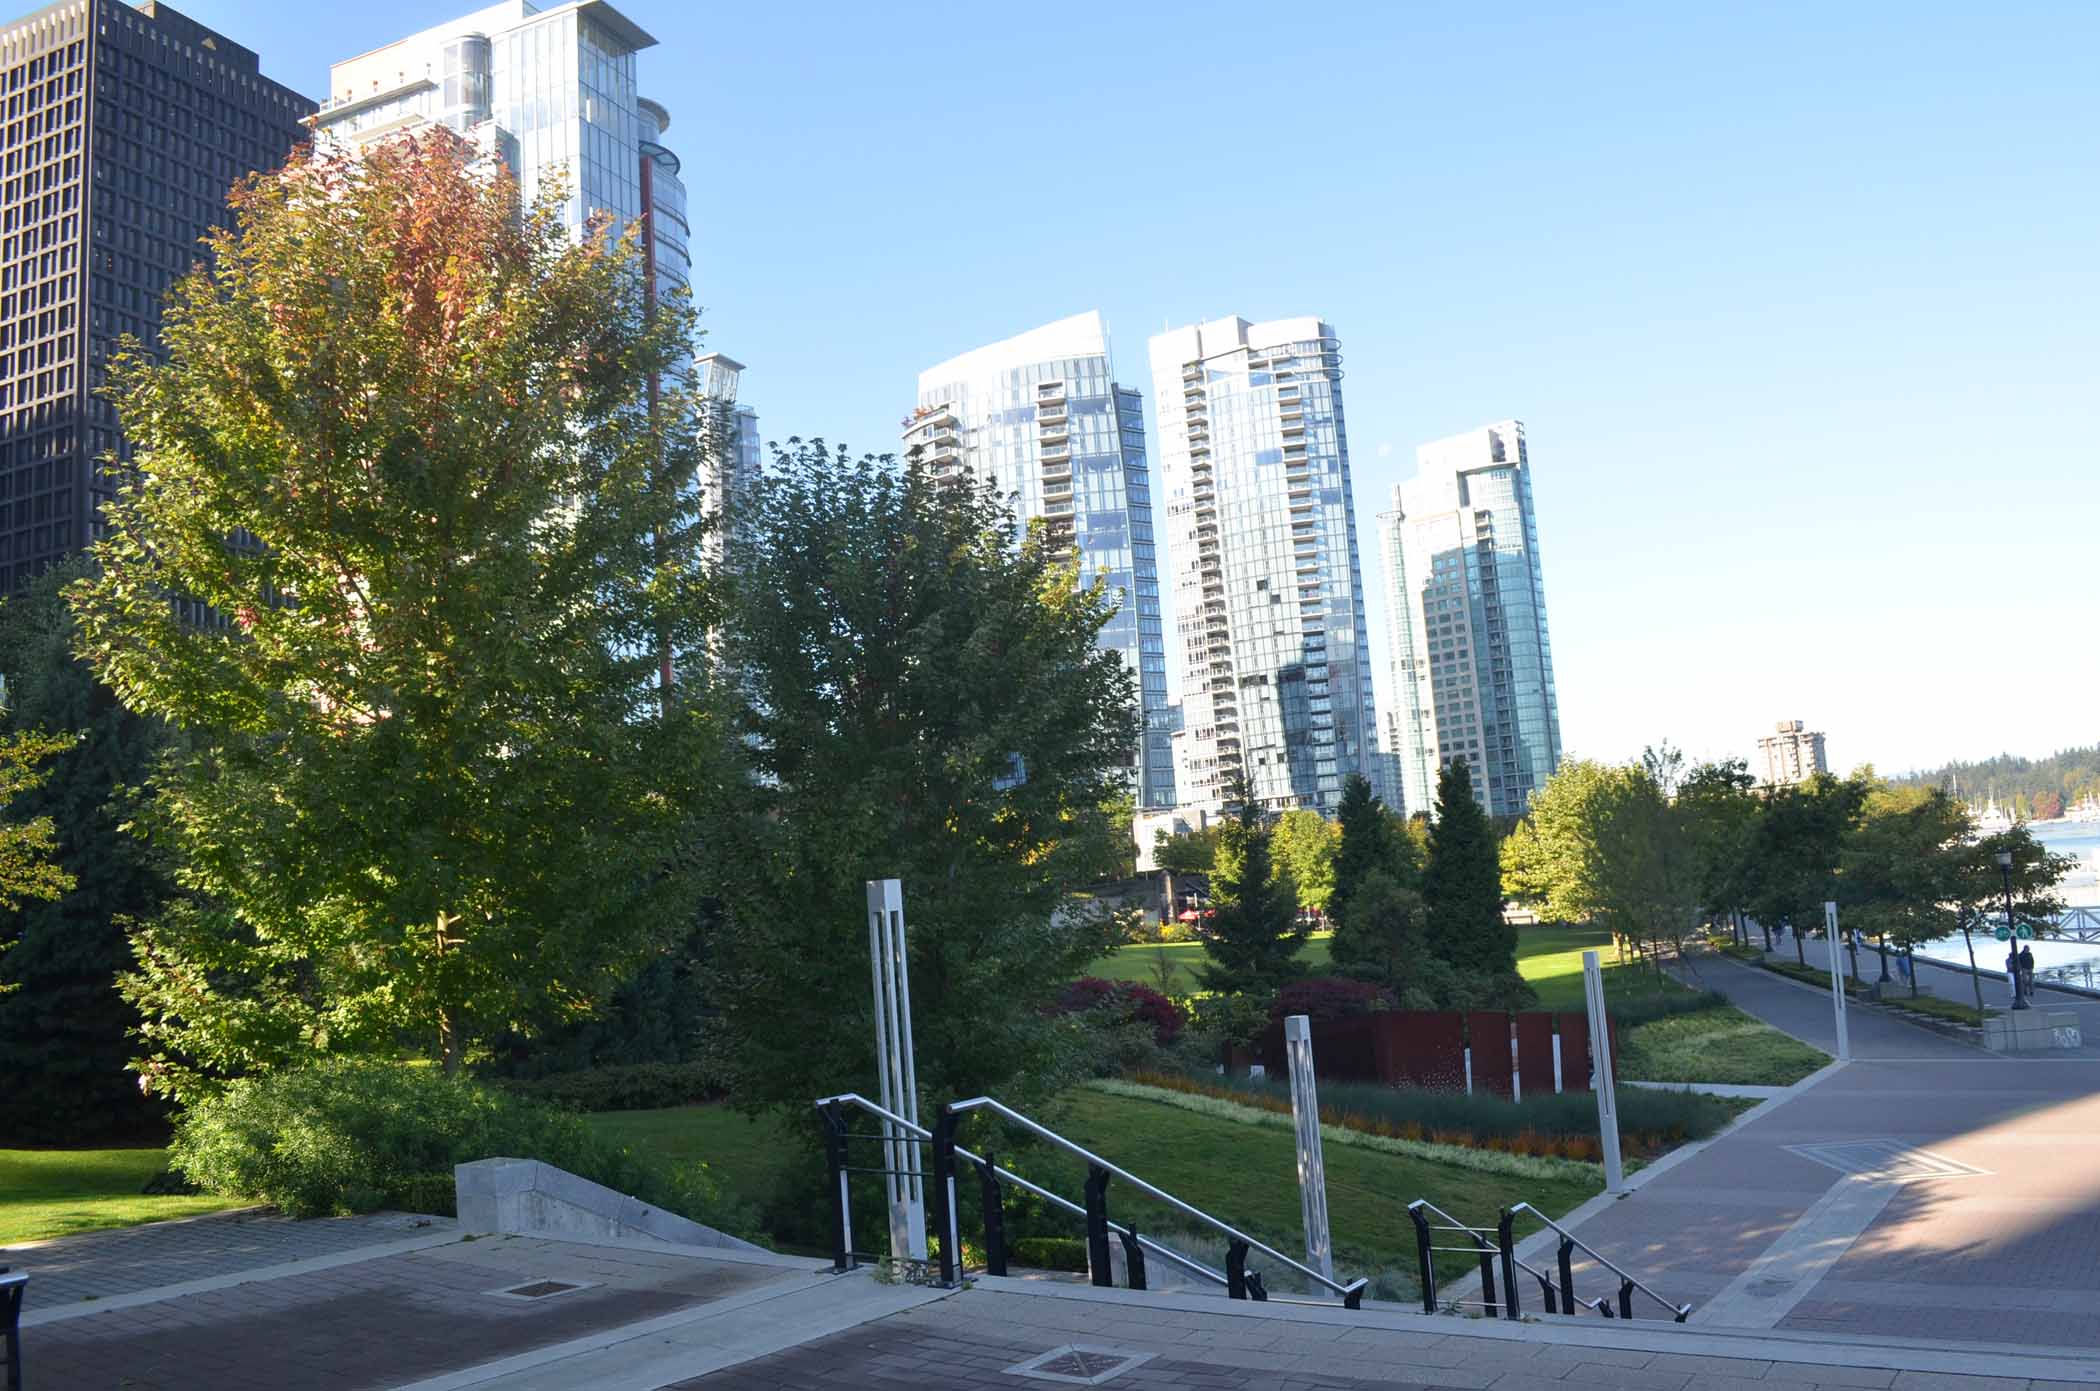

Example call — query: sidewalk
[1670,951,1988,1059]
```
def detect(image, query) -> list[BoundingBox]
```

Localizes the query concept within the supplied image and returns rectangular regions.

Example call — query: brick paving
[669,1288,2100,1391]
[2,1207,456,1306]
[22,1234,792,1390]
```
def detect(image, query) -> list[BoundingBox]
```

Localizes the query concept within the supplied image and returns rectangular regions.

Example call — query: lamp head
[1995,849,2013,869]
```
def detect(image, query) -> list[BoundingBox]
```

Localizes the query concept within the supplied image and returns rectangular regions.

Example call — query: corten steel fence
[1260,1010,1616,1098]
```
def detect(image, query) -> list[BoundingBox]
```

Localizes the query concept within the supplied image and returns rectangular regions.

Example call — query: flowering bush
[1271,976,1396,1023]
[1057,977,1187,1046]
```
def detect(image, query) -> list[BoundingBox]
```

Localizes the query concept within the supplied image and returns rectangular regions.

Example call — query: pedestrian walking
[2019,943,2036,997]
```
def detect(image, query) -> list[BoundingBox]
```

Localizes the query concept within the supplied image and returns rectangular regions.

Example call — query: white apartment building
[1148,316,1378,817]
[1758,720,1828,787]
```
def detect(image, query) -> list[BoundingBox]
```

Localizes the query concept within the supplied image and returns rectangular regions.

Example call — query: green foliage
[1270,809,1339,914]
[500,1061,724,1113]
[69,131,730,1094]
[1197,788,1304,997]
[0,563,165,1144]
[1614,1005,1829,1086]
[1326,868,1429,996]
[169,1059,755,1234]
[1329,773,1417,928]
[1743,772,1871,953]
[0,727,73,916]
[1152,822,1221,877]
[1423,760,1510,977]
[1896,744,2100,816]
[706,441,1136,1117]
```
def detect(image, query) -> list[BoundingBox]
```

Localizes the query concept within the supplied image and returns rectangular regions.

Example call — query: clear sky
[192,0,2099,778]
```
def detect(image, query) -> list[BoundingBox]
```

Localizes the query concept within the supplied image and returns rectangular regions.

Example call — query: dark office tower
[0,0,311,590]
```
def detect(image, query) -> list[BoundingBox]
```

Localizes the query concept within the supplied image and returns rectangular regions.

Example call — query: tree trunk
[1794,922,1806,967]
[436,909,464,1076]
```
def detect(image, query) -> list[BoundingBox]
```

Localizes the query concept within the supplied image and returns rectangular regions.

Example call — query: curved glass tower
[906,312,1173,809]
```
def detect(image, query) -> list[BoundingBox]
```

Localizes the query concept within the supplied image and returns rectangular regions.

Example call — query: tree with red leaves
[70,130,731,1094]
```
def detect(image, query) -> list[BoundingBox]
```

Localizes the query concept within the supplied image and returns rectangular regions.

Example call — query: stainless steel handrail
[1405,1197,1556,1301]
[814,1091,1230,1291]
[948,1094,1370,1302]
[1510,1201,1693,1319]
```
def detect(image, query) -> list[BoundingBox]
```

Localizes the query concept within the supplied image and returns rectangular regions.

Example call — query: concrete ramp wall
[454,1157,763,1253]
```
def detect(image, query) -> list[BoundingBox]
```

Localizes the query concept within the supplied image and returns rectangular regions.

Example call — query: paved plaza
[8,947,2100,1387]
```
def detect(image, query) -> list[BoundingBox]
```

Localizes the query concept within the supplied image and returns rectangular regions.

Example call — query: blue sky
[199,0,2099,776]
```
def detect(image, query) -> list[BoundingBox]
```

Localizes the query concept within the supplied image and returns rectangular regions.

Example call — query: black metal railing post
[1557,1235,1576,1317]
[1409,1205,1436,1313]
[1245,1271,1268,1301]
[819,1101,852,1273]
[929,1107,960,1289]
[1496,1210,1520,1320]
[1,1267,21,1391]
[1083,1163,1114,1289]
[1618,1277,1635,1320]
[1118,1225,1147,1291]
[977,1149,1007,1278]
[1226,1237,1251,1300]
[1475,1233,1500,1319]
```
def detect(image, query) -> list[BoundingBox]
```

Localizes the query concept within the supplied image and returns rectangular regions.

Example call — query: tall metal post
[1581,951,1624,1193]
[1824,900,1851,1062]
[867,879,926,1263]
[1282,1014,1335,1282]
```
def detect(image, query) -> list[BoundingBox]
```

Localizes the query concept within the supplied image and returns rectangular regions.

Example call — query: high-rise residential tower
[1756,719,1827,788]
[1148,316,1378,817]
[695,350,759,569]
[905,311,1173,809]
[1378,420,1561,819]
[0,0,312,590]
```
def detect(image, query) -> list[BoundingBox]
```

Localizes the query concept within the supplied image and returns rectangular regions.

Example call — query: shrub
[1272,976,1395,1023]
[170,1059,757,1235]
[1159,918,1199,943]
[1056,977,1186,1046]
[501,1061,723,1112]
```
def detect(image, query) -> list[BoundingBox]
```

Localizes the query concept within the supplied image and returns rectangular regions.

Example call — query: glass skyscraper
[905,311,1173,809]
[0,0,312,591]
[1148,316,1378,817]
[1378,420,1561,819]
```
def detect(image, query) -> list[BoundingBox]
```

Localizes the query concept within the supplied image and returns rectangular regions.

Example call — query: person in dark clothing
[2019,944,2037,998]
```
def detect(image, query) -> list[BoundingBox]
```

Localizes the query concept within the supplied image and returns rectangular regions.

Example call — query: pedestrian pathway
[1670,952,1989,1060]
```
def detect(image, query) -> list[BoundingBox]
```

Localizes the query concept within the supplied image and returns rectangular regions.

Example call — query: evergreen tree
[1328,773,1427,982]
[1328,773,1395,928]
[1422,758,1511,977]
[1197,784,1304,997]
[0,561,169,1142]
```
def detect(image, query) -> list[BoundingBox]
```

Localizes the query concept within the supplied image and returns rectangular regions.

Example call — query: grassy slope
[0,1149,242,1245]
[584,1087,1601,1287]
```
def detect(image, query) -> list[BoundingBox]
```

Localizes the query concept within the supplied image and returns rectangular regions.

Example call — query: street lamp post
[1997,849,2028,1011]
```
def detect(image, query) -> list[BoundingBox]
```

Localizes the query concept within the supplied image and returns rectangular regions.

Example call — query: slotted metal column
[1283,1013,1334,1282]
[868,879,926,1263]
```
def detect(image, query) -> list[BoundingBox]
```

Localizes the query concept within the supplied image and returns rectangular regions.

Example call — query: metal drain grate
[487,1278,593,1301]
[1784,1139,1987,1181]
[1005,1345,1155,1385]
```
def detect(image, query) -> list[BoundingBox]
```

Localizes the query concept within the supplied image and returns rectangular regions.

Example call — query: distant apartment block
[695,351,759,569]
[0,0,312,590]
[1758,719,1828,787]
[905,311,1173,809]
[1378,421,1561,819]
[1148,315,1378,817]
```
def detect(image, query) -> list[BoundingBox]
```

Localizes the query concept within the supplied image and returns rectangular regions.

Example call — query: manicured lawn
[1616,1007,1830,1086]
[0,1149,243,1245]
[1515,926,1686,1011]
[588,1088,1600,1298]
[1036,1087,1600,1292]
[1088,932,1333,994]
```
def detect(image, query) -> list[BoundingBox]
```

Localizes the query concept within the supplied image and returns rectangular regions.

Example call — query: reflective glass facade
[1379,421,1560,819]
[316,2,663,256]
[0,0,311,590]
[908,312,1173,809]
[1149,316,1378,817]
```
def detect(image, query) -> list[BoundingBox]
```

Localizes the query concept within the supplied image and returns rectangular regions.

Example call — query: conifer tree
[1423,758,1512,977]
[1197,780,1304,997]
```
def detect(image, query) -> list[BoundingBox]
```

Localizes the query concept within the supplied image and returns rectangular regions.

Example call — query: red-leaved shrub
[1057,977,1186,1046]
[1271,976,1396,1023]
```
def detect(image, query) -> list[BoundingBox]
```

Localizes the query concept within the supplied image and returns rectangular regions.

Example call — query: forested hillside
[1895,744,2100,820]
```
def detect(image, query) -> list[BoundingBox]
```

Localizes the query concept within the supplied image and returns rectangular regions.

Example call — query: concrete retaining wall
[454,1157,763,1252]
